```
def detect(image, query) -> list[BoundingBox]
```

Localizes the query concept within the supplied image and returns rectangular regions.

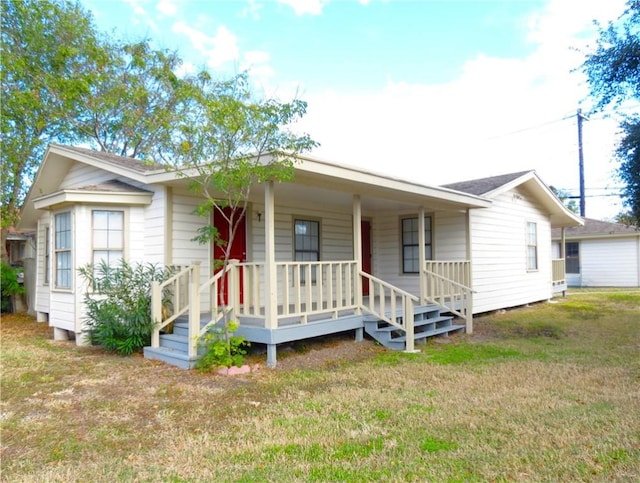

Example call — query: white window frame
[54,211,72,289]
[293,218,320,283]
[401,215,433,274]
[92,209,125,268]
[44,225,50,285]
[526,221,538,271]
[565,241,580,274]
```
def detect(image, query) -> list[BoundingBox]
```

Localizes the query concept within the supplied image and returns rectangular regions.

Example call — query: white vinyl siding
[59,163,115,189]
[470,187,552,314]
[170,189,210,273]
[35,216,51,315]
[579,237,640,287]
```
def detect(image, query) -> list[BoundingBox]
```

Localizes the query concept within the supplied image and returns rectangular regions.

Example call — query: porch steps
[143,319,202,370]
[364,304,464,351]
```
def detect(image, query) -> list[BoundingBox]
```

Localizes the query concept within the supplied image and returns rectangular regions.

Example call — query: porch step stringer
[363,303,464,351]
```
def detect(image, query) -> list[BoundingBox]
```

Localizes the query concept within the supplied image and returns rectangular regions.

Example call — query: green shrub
[1,262,24,313]
[78,260,172,355]
[196,320,250,371]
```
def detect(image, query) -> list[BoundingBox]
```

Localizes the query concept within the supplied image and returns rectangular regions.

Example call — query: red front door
[213,207,246,304]
[361,220,372,295]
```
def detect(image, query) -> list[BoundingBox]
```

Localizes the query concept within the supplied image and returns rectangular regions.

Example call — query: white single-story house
[552,218,640,287]
[18,145,582,368]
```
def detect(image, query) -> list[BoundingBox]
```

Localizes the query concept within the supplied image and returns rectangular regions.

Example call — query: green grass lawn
[2,290,639,482]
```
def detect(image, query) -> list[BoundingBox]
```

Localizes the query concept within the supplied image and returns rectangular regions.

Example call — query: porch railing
[422,260,473,333]
[150,259,473,357]
[151,263,198,350]
[151,262,236,357]
[361,272,419,352]
[552,258,566,286]
[237,261,360,322]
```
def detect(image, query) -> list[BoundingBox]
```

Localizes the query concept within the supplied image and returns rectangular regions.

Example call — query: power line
[483,114,574,141]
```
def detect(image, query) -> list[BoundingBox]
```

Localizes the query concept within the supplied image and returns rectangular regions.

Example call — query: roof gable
[443,170,583,228]
[442,171,532,196]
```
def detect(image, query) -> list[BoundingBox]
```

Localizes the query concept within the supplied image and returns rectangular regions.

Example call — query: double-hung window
[54,212,72,289]
[526,222,538,270]
[44,226,50,284]
[93,210,124,267]
[294,219,319,283]
[402,216,432,274]
[565,242,580,274]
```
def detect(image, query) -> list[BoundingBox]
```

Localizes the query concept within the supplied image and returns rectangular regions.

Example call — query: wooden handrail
[361,271,419,352]
[421,260,473,334]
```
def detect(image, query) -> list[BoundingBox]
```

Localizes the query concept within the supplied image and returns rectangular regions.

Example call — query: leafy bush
[1,262,24,313]
[196,320,250,371]
[78,259,172,355]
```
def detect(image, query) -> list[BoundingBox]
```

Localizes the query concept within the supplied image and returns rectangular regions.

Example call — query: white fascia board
[555,232,640,241]
[49,145,164,183]
[33,189,153,210]
[295,155,492,209]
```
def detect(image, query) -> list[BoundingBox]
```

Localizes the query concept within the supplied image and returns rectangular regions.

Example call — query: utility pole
[577,108,587,217]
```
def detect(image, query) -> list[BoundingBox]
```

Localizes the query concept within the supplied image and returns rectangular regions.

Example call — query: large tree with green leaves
[161,72,318,271]
[1,0,195,261]
[2,0,317,274]
[1,0,109,259]
[582,0,640,224]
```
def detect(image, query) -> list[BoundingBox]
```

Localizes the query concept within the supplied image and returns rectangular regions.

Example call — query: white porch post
[188,262,201,358]
[418,207,426,305]
[264,181,278,367]
[353,195,363,309]
[353,195,363,341]
[265,181,277,329]
[465,209,473,335]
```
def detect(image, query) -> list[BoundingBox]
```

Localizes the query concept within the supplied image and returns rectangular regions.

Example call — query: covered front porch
[145,157,490,368]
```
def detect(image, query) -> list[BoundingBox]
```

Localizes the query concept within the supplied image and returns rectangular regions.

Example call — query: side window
[565,242,580,274]
[44,226,50,285]
[54,212,72,289]
[92,210,124,267]
[401,216,432,274]
[294,219,319,283]
[526,221,538,271]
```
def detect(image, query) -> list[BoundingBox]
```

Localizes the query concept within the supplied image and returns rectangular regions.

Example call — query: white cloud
[276,0,326,16]
[241,50,276,85]
[121,0,160,32]
[172,22,239,69]
[157,0,178,16]
[241,0,263,19]
[290,0,629,220]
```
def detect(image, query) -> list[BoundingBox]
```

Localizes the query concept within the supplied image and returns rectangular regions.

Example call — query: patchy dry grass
[1,291,639,482]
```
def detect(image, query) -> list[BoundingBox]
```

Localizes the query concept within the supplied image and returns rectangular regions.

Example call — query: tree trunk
[0,227,9,263]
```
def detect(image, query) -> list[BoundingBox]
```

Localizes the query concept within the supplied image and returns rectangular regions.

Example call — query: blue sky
[82,0,632,220]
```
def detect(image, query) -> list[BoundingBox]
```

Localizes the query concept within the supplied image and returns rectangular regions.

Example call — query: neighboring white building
[552,218,640,287]
[18,145,582,367]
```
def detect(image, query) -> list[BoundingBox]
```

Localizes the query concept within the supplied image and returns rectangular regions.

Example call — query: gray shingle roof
[552,218,639,238]
[52,144,161,172]
[442,171,532,196]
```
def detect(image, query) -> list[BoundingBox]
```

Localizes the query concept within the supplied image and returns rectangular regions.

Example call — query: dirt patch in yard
[254,332,388,371]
